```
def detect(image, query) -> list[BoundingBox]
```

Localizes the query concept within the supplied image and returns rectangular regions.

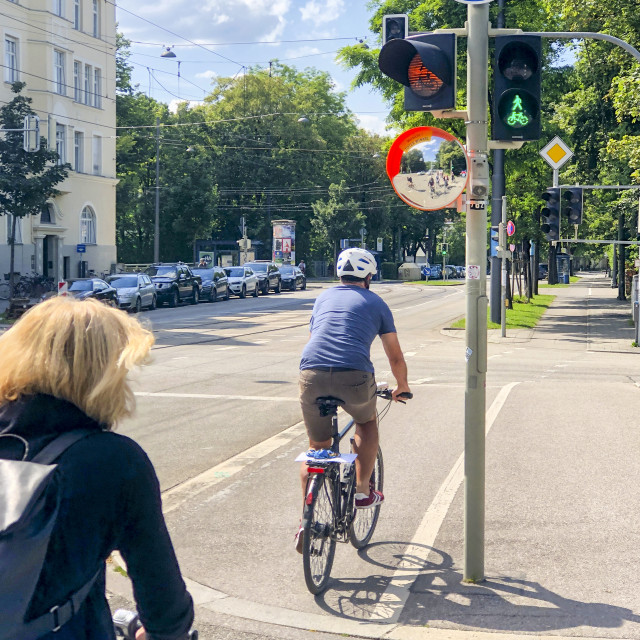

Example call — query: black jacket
[0,394,194,640]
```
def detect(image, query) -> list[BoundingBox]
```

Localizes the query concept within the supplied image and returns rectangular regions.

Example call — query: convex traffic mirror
[386,127,469,211]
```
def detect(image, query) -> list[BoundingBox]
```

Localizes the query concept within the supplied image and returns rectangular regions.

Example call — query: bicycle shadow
[314,541,640,634]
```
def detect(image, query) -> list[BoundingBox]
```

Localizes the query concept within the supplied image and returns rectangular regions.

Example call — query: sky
[115,0,392,136]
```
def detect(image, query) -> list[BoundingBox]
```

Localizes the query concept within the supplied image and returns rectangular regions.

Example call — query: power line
[129,36,367,47]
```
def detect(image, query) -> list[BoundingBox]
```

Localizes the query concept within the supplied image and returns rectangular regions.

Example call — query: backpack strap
[31,428,98,465]
[21,568,102,637]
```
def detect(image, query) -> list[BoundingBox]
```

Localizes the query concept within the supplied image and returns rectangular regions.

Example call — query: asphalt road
[110,275,640,640]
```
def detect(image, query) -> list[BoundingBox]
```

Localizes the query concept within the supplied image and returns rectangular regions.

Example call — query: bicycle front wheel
[302,473,336,594]
[349,447,384,549]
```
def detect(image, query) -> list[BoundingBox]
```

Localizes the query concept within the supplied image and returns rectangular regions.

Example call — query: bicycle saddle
[315,396,343,417]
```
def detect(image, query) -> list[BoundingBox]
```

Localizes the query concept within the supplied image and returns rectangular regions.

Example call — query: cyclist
[0,297,194,640]
[296,247,411,551]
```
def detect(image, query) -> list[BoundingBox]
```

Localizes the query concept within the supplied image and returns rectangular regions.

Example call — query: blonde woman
[0,297,193,640]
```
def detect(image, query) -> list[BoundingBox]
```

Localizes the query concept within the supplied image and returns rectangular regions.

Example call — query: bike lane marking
[368,381,521,623]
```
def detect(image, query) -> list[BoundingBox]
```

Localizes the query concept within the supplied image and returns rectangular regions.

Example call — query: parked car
[243,261,281,294]
[107,273,156,312]
[443,265,457,279]
[429,264,443,279]
[224,266,259,298]
[279,264,306,291]
[455,265,465,278]
[192,266,229,302]
[538,263,548,280]
[144,263,201,307]
[66,278,117,306]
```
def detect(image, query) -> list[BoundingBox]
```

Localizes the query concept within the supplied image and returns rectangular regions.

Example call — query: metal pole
[464,2,489,583]
[154,117,160,263]
[501,196,507,338]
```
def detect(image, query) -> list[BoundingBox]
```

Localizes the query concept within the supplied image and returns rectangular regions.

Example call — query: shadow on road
[313,541,640,634]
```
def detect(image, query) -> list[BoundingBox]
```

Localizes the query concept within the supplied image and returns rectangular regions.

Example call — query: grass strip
[451,294,555,330]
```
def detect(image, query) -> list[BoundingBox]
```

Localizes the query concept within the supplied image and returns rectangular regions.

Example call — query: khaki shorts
[299,368,377,443]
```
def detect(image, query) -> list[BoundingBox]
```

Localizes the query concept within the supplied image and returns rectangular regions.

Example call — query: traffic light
[492,35,542,141]
[563,187,583,225]
[540,188,560,241]
[378,33,456,111]
[382,14,408,45]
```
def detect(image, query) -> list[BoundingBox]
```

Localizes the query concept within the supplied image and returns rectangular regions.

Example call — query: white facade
[0,0,116,282]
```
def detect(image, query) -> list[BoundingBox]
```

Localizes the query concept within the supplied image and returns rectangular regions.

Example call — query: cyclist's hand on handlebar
[135,627,147,640]
[392,385,413,403]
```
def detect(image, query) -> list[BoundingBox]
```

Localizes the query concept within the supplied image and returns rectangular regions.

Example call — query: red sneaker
[355,489,384,509]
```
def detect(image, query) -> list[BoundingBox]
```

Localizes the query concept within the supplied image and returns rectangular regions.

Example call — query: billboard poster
[272,219,296,264]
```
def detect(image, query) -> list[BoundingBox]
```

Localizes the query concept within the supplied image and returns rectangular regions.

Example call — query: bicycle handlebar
[377,389,413,403]
[113,610,198,640]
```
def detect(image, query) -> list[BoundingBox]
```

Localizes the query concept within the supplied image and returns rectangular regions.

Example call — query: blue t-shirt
[300,285,396,373]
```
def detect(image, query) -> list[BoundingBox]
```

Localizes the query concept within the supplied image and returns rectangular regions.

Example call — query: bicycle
[298,383,412,594]
[113,609,198,639]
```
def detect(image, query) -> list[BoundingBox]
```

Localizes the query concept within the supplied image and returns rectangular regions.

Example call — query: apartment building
[0,0,116,283]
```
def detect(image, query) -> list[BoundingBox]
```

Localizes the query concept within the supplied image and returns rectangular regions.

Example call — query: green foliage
[381,262,399,279]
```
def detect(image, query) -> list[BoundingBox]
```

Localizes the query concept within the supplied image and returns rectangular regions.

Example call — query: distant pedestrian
[298,260,306,274]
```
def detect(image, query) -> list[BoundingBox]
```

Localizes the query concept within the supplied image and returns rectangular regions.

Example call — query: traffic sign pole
[463,1,490,583]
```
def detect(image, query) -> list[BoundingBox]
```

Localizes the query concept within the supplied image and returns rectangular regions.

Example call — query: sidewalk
[105,272,640,640]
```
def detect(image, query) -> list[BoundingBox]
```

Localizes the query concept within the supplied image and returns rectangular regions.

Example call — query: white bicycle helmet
[336,247,377,279]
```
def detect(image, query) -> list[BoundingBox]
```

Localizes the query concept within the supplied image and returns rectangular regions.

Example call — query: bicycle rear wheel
[349,447,384,549]
[302,473,336,594]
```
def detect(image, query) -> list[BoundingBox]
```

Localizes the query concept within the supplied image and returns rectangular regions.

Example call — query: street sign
[76,244,86,253]
[424,266,432,276]
[540,136,573,170]
[506,220,515,236]
[377,237,383,252]
[509,243,515,252]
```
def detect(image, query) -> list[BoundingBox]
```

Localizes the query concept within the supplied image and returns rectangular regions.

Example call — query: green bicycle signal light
[492,35,542,141]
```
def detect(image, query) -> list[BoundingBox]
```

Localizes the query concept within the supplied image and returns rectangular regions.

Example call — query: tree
[0,82,68,299]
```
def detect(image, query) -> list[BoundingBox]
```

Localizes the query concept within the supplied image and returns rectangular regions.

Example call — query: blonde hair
[0,296,154,427]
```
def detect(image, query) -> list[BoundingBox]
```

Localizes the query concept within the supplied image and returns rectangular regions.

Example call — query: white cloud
[195,70,218,80]
[299,0,345,26]
[168,99,204,113]
[355,114,391,136]
[117,0,292,45]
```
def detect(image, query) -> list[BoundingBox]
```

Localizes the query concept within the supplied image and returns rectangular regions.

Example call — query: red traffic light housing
[379,33,457,111]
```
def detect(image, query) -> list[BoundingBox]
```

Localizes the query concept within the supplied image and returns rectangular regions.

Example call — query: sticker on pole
[467,265,480,280]
[386,127,469,212]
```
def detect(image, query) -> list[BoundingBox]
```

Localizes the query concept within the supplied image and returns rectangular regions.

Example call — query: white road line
[403,351,417,357]
[368,381,520,623]
[134,392,298,402]
[161,420,307,514]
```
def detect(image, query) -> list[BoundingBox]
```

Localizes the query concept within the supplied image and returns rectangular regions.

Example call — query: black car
[243,261,281,294]
[144,263,201,307]
[192,266,229,302]
[279,264,306,291]
[66,278,117,306]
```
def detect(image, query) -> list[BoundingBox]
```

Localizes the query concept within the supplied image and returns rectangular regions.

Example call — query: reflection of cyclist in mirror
[386,19,404,41]
[428,176,435,195]
[407,176,415,189]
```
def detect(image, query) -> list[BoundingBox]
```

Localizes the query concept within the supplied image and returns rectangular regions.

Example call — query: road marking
[161,419,307,514]
[135,392,298,402]
[369,381,520,623]
[403,351,417,357]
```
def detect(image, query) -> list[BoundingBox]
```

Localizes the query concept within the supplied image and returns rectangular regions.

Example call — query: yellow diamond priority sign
[540,136,573,170]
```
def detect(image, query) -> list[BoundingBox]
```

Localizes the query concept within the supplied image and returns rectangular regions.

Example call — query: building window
[92,0,99,38]
[6,215,23,244]
[93,68,101,108]
[83,64,91,105]
[55,123,65,165]
[54,0,63,17]
[92,135,102,175]
[41,203,55,224]
[74,0,81,29]
[73,61,81,101]
[5,37,18,83]
[74,131,84,172]
[80,206,96,244]
[54,50,65,95]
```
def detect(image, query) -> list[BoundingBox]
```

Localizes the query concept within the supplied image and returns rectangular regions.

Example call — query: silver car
[223,266,259,298]
[107,273,157,312]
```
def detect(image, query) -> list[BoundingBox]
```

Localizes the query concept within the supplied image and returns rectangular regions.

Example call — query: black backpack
[0,429,101,640]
